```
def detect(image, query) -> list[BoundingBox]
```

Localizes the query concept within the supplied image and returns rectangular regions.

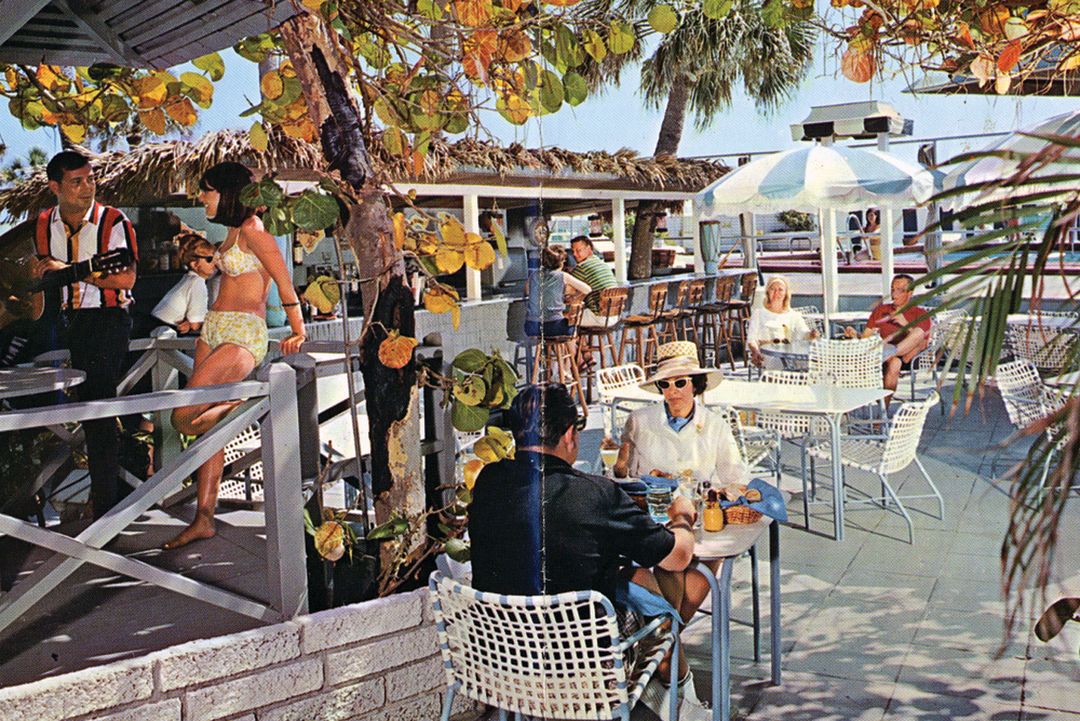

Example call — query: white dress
[746,307,811,346]
[622,402,747,486]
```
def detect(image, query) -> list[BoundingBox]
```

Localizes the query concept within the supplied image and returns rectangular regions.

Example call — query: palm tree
[913,130,1080,642]
[579,0,814,278]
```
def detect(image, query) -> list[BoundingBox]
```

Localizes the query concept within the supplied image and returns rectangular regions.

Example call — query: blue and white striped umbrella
[941,110,1080,209]
[698,143,936,217]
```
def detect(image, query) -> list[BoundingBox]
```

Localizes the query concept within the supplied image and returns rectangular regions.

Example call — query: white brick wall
[0,589,475,721]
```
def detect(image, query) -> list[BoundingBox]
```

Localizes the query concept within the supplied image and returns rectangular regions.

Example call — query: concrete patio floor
[1,372,1078,721]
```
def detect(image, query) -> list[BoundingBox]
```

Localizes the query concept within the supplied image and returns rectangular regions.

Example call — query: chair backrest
[881,390,939,474]
[996,359,1049,428]
[928,309,967,356]
[593,287,629,327]
[792,306,824,336]
[646,282,669,318]
[429,571,631,720]
[1007,323,1076,371]
[565,301,585,335]
[809,336,883,389]
[758,370,819,437]
[740,272,758,300]
[714,405,751,465]
[673,280,691,307]
[714,275,736,304]
[687,279,706,307]
[596,364,646,399]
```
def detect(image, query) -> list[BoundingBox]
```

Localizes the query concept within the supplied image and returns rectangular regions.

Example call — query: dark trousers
[66,308,132,518]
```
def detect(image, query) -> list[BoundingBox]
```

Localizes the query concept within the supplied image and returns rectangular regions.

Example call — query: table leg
[828,414,845,541]
[770,519,781,685]
[702,558,734,721]
[750,545,760,663]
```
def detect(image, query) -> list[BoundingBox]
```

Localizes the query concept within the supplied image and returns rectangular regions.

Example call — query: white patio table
[694,516,779,721]
[608,380,890,541]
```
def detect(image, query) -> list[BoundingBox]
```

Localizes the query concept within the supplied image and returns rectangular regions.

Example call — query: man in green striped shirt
[570,235,617,326]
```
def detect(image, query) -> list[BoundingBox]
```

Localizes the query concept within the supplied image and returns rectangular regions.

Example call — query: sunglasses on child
[193,254,215,262]
[656,378,690,390]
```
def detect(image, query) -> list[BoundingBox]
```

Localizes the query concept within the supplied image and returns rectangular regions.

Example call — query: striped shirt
[570,254,616,312]
[43,202,137,309]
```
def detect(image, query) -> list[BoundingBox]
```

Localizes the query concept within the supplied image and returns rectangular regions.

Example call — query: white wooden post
[881,206,896,301]
[260,362,308,618]
[739,212,758,271]
[687,200,703,273]
[820,209,839,317]
[612,197,627,284]
[463,194,482,301]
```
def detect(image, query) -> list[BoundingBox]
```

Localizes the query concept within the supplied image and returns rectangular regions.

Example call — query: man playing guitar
[33,151,138,518]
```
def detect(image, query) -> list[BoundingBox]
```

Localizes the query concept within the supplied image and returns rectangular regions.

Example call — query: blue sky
[0,40,1072,173]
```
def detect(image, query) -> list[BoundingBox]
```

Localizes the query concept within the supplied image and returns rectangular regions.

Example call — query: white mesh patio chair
[220,424,264,503]
[716,405,780,481]
[809,336,885,427]
[995,361,1075,500]
[1007,322,1078,374]
[756,370,830,526]
[792,305,825,336]
[429,571,680,721]
[596,364,649,437]
[806,390,944,543]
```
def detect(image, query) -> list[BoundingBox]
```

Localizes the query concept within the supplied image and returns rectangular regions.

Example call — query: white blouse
[746,307,811,346]
[622,402,747,486]
[151,271,208,326]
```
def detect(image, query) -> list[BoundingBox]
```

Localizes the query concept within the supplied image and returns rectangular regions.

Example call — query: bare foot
[163,519,216,550]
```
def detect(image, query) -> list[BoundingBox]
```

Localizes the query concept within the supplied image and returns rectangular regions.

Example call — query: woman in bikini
[165,162,306,549]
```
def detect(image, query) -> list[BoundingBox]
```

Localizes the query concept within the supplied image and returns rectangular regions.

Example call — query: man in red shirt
[845,274,930,399]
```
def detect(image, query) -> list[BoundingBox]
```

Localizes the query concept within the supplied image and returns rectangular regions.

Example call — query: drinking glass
[646,486,672,524]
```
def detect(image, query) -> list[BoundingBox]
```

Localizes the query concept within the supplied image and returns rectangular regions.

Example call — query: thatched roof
[0,130,728,219]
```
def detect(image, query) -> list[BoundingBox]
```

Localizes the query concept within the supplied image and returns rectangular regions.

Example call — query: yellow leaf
[423,284,460,318]
[249,121,269,152]
[280,60,297,78]
[440,217,467,248]
[497,29,533,63]
[61,123,87,144]
[1059,53,1080,72]
[464,231,484,245]
[260,70,284,100]
[314,521,345,561]
[436,247,465,273]
[133,75,167,109]
[180,71,214,108]
[140,107,166,134]
[36,65,69,92]
[392,212,407,250]
[464,241,496,270]
[302,0,323,9]
[496,93,530,124]
[165,97,197,126]
[463,459,484,490]
[451,303,461,329]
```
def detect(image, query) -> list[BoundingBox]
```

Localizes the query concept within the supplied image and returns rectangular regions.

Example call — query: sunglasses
[656,378,690,390]
[193,254,215,263]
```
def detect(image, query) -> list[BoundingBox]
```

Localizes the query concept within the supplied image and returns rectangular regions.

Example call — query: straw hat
[641,341,723,393]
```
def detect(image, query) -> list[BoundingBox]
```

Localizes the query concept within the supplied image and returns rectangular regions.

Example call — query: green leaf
[648,5,679,34]
[702,0,733,20]
[240,178,285,208]
[452,348,489,373]
[277,76,303,106]
[608,20,635,55]
[555,26,584,69]
[234,34,275,63]
[87,63,125,82]
[192,52,225,81]
[761,0,785,28]
[238,102,265,118]
[382,126,406,156]
[99,94,129,123]
[417,0,444,20]
[563,71,587,106]
[180,72,214,109]
[263,206,292,236]
[418,255,440,277]
[367,514,410,540]
[445,537,471,562]
[444,112,468,134]
[539,69,564,113]
[291,190,341,231]
[452,400,489,432]
[583,29,607,63]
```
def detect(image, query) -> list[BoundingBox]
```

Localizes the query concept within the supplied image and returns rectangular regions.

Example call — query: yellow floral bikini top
[216,242,262,277]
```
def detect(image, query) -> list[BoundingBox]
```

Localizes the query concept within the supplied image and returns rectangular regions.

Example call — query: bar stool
[657,280,689,347]
[725,272,759,366]
[699,275,738,369]
[619,282,668,370]
[578,287,630,401]
[532,302,588,416]
[678,278,707,347]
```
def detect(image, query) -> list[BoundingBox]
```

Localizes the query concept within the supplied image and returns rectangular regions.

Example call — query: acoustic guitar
[0,219,134,331]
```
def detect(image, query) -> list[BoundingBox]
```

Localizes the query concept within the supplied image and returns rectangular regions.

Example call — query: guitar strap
[34,209,50,257]
[98,206,121,308]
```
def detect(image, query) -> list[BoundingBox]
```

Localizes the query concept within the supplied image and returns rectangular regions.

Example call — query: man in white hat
[614,341,747,719]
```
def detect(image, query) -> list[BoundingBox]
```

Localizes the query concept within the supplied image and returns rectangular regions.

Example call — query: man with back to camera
[569,234,618,326]
[845,273,930,402]
[33,151,138,518]
[469,383,716,720]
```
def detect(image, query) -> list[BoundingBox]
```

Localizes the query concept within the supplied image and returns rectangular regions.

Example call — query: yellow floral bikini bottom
[201,310,268,365]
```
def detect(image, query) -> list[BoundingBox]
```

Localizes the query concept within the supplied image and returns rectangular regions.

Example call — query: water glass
[646,486,673,524]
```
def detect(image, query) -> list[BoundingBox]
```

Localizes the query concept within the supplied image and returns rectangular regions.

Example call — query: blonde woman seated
[746,275,816,368]
[612,341,746,719]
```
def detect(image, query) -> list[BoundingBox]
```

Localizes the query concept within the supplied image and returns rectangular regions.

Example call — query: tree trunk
[280,14,424,569]
[628,75,692,280]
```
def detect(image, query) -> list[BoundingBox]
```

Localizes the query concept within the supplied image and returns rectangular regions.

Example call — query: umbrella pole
[881,207,895,301]
[820,209,839,318]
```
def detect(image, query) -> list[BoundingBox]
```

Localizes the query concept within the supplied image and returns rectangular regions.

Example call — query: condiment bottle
[703,489,724,532]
